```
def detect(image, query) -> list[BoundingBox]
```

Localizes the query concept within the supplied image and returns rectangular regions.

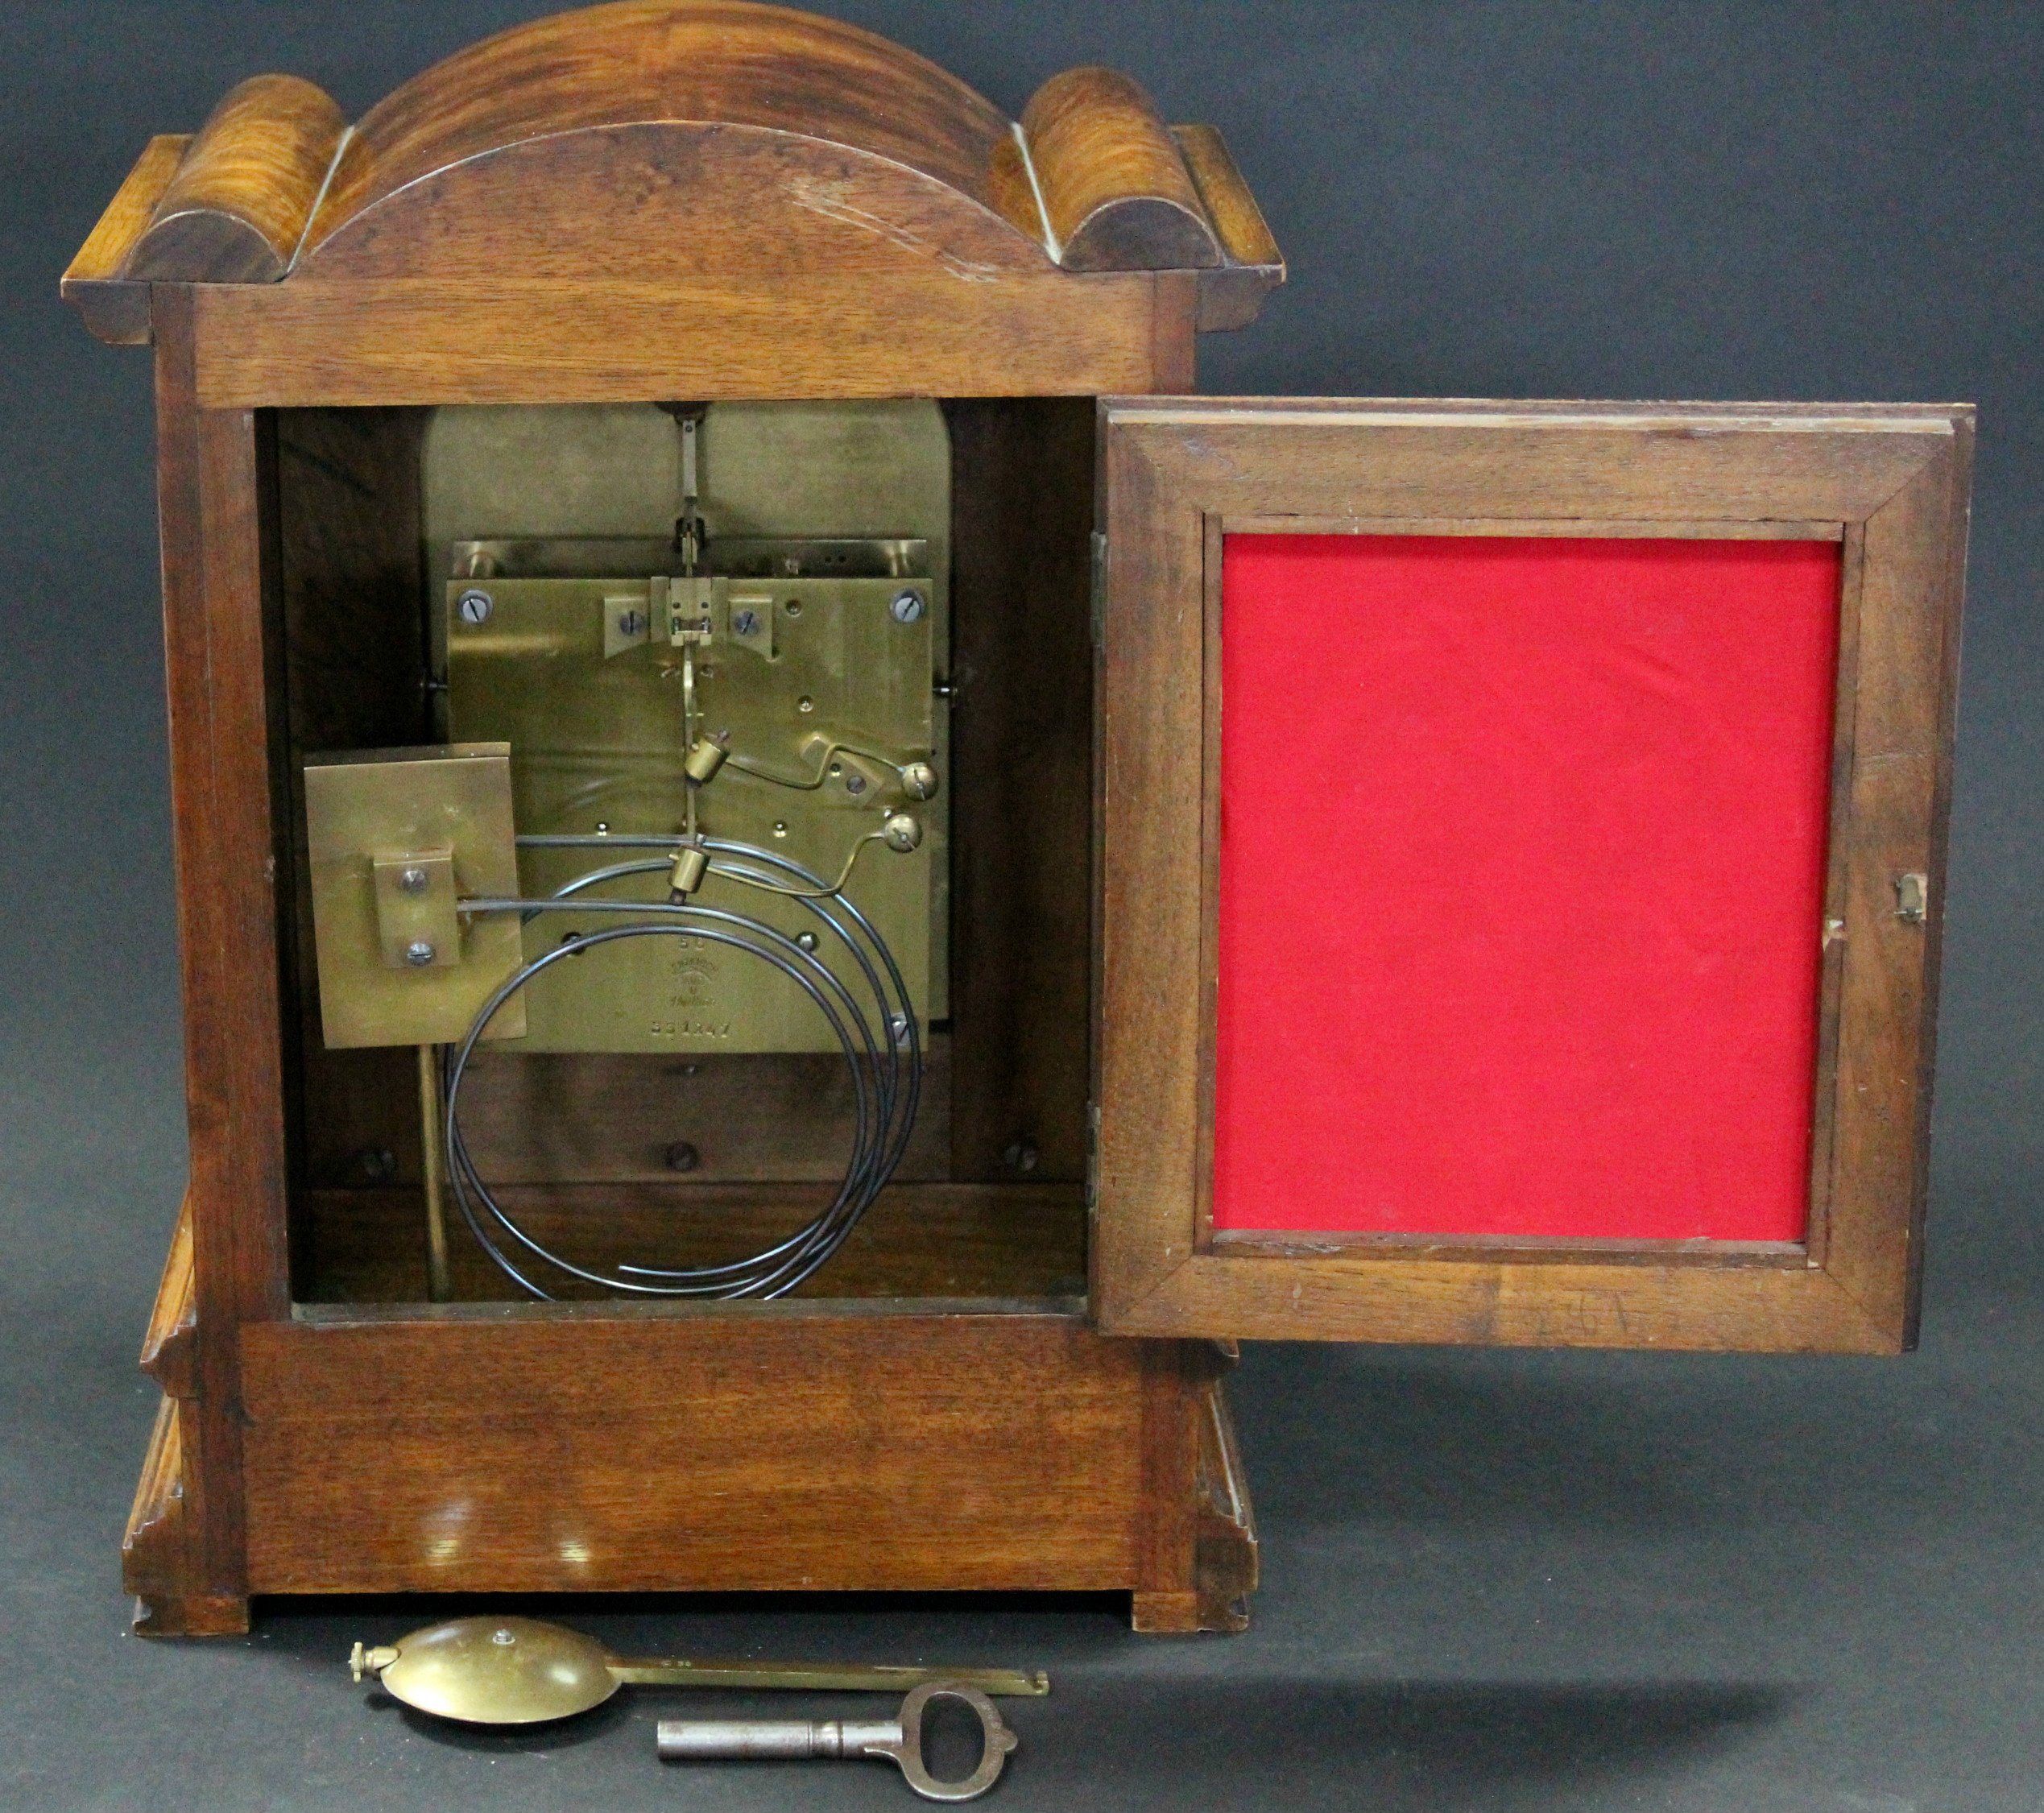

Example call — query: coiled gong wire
[441,836,921,1300]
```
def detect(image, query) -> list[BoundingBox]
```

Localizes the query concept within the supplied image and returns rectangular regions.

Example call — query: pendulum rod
[418,1042,451,1302]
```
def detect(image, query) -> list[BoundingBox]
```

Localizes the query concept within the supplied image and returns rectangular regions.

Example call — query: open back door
[1092,398,1971,1351]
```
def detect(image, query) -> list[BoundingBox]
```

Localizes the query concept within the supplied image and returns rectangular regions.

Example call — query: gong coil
[441,838,921,1300]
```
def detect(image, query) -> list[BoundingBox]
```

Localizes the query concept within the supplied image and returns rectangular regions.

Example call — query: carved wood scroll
[64,0,1283,342]
[122,75,347,284]
[1020,66,1221,271]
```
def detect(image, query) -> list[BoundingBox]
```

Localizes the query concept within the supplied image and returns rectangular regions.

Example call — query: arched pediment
[296,1,1056,279]
[65,1,1282,349]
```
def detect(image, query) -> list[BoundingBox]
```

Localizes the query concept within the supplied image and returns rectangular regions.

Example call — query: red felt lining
[1213,534,1841,1242]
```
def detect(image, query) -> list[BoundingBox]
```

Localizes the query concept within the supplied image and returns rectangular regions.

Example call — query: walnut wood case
[63,1,1967,1640]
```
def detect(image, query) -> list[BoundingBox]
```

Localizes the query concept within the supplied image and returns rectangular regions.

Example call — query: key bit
[657,1681,1018,1803]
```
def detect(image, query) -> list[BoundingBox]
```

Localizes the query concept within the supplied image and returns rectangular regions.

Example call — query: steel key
[656,1680,1018,1802]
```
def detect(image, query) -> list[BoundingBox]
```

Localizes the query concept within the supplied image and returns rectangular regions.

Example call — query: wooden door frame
[1092,398,1972,1351]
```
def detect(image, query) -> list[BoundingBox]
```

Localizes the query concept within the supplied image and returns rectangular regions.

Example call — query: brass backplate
[445,546,938,1053]
[304,746,525,1049]
[424,399,952,1058]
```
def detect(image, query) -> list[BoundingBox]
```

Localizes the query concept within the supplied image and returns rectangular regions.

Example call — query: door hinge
[1090,532,1107,652]
[1085,1099,1101,1214]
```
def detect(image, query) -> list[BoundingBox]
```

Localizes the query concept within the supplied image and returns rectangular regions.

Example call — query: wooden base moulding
[125,1293,1256,1636]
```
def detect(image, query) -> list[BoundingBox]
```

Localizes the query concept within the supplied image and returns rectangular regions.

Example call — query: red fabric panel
[1213,534,1841,1241]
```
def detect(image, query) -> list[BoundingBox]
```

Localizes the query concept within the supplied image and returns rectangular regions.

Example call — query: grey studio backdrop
[4,3,2040,1809]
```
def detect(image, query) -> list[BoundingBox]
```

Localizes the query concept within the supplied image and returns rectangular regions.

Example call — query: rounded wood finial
[121,74,346,283]
[1020,67,1222,272]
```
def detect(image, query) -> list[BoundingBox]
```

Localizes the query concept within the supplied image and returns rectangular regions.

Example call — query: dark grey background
[5,2,2040,1807]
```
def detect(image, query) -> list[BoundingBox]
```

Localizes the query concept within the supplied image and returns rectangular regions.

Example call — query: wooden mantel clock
[63,0,1972,1640]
